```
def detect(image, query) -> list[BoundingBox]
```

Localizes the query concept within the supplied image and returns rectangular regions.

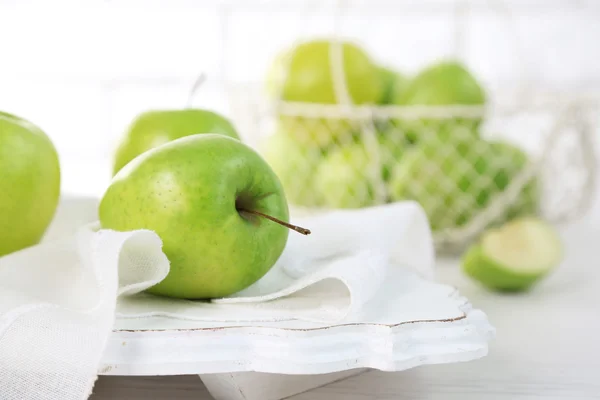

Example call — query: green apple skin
[315,143,376,209]
[462,244,543,292]
[315,133,403,209]
[389,134,539,232]
[113,109,240,175]
[458,140,539,221]
[265,48,290,99]
[269,39,381,104]
[388,138,471,231]
[487,142,540,220]
[391,60,485,144]
[99,134,290,299]
[273,115,357,150]
[461,217,561,292]
[267,39,382,149]
[395,60,485,106]
[377,66,410,105]
[0,111,61,257]
[260,129,326,208]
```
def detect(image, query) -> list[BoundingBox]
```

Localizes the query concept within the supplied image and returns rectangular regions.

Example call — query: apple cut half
[462,217,563,292]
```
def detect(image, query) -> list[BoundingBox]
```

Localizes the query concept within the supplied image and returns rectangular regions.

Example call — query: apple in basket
[99,134,310,300]
[0,111,61,257]
[261,126,405,210]
[265,39,383,149]
[259,129,327,208]
[112,108,240,176]
[376,65,410,105]
[388,130,539,232]
[390,60,486,145]
[313,131,404,209]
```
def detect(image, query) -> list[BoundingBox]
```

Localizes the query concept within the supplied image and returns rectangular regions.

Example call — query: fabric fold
[0,196,435,400]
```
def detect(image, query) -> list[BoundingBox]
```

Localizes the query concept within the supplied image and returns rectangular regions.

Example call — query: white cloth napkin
[0,196,434,400]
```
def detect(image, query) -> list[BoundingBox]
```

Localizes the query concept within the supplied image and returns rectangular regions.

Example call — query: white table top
[89,216,600,400]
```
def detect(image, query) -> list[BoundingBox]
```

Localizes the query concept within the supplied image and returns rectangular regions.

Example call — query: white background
[0,0,599,199]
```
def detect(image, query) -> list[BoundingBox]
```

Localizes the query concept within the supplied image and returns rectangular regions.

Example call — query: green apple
[395,60,485,106]
[389,133,539,232]
[487,141,540,220]
[267,39,382,148]
[112,108,240,175]
[260,129,326,208]
[99,134,302,299]
[391,60,485,144]
[314,132,403,209]
[388,132,476,231]
[377,66,410,105]
[455,140,539,221]
[265,48,290,99]
[0,111,61,257]
[377,132,407,181]
[462,217,562,292]
[268,39,382,104]
[387,115,479,148]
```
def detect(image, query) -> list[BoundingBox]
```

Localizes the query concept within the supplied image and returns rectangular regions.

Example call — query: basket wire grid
[219,0,598,253]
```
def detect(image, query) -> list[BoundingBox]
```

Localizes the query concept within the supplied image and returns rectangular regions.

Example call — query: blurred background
[1,0,599,228]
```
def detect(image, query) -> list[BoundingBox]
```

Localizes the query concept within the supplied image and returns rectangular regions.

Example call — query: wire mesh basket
[221,0,598,253]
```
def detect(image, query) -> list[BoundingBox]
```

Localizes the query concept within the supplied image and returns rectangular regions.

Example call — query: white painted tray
[100,275,494,376]
[99,274,493,400]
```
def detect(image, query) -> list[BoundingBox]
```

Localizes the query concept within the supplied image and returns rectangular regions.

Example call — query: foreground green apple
[0,111,61,257]
[100,134,310,299]
[462,217,562,292]
[315,132,403,209]
[260,129,326,208]
[392,60,485,144]
[112,108,240,175]
[267,39,382,148]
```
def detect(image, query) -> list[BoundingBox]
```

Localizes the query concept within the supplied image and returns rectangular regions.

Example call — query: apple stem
[239,209,311,235]
[186,72,207,108]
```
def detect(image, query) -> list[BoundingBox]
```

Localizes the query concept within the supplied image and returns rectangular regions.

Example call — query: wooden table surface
[90,219,600,400]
